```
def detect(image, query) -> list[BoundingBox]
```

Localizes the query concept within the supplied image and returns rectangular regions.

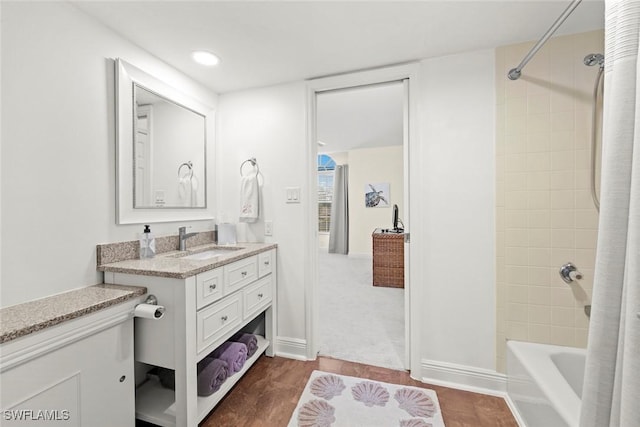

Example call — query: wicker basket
[372,229,404,288]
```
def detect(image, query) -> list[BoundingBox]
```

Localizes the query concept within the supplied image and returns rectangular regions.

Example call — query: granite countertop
[0,284,147,344]
[98,242,277,279]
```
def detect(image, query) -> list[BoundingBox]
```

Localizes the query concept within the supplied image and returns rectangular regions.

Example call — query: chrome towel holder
[240,157,259,177]
[178,161,193,178]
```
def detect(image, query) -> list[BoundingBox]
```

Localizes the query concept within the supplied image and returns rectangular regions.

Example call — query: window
[318,154,336,233]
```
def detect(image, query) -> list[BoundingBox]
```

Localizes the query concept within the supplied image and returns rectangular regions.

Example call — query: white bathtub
[507,340,586,427]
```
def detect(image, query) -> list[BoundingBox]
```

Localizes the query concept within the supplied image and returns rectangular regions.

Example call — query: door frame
[304,63,421,374]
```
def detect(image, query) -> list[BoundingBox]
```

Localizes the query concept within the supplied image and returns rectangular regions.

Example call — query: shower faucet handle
[559,262,582,284]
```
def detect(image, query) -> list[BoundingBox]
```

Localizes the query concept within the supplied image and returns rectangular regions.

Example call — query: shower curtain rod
[508,0,583,80]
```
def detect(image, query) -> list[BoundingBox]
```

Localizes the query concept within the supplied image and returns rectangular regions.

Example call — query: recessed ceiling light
[192,50,220,66]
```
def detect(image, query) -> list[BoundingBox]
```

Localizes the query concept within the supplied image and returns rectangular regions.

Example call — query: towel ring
[240,158,259,177]
[178,161,193,178]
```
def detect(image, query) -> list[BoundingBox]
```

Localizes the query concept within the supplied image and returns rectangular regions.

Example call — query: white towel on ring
[239,175,259,222]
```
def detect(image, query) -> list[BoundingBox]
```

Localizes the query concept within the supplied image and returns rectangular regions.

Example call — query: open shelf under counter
[135,336,270,427]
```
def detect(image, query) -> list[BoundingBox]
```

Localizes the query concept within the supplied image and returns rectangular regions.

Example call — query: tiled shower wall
[495,30,603,372]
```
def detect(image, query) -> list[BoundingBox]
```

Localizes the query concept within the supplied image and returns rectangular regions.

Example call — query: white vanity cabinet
[0,302,138,427]
[104,248,276,427]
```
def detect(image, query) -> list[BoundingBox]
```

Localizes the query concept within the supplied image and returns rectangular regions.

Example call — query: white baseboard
[275,336,308,361]
[420,358,508,396]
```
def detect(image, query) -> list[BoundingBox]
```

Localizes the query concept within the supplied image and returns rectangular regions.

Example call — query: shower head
[584,53,605,67]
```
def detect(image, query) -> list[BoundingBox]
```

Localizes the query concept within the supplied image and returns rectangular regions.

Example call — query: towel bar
[240,158,259,176]
[178,161,193,178]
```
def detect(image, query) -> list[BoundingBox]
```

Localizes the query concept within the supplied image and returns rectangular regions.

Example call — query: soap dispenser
[140,225,156,259]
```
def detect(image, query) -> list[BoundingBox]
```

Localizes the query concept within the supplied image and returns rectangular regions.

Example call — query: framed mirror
[116,58,214,224]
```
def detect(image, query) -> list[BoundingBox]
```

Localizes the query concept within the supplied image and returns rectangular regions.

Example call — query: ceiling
[72,1,605,94]
[317,82,404,153]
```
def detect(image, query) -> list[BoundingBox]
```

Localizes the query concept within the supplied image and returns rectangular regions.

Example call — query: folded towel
[231,332,258,357]
[154,360,229,397]
[197,357,229,396]
[239,175,259,223]
[156,367,175,390]
[211,341,248,374]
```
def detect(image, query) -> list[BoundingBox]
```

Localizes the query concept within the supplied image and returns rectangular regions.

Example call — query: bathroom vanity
[100,242,277,427]
[0,285,146,427]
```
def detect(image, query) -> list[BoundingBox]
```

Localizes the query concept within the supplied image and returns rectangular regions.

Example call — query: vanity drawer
[196,267,224,309]
[196,294,241,354]
[258,250,274,278]
[224,256,258,295]
[243,276,272,320]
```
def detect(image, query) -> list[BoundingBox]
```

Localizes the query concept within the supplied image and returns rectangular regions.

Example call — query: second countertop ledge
[98,242,277,279]
[0,284,147,344]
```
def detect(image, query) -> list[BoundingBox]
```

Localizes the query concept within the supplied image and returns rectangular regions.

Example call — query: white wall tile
[497,31,603,363]
[551,131,575,151]
[551,111,575,131]
[506,210,528,228]
[551,190,575,209]
[529,191,551,209]
[529,227,551,247]
[528,268,552,287]
[528,285,552,305]
[527,131,551,151]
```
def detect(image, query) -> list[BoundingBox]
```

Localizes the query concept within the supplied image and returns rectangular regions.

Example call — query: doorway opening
[314,81,407,370]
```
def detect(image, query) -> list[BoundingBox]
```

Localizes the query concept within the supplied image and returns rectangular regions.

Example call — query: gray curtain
[580,2,640,426]
[328,164,349,254]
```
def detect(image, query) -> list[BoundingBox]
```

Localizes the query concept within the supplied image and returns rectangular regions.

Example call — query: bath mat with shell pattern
[288,370,445,427]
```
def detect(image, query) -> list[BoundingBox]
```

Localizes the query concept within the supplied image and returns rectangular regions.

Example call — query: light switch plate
[286,187,301,203]
[264,220,273,236]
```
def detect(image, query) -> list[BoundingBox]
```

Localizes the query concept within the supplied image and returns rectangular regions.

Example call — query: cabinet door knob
[257,293,263,298]
[119,375,126,383]
[209,284,216,291]
[241,271,247,277]
[221,315,228,322]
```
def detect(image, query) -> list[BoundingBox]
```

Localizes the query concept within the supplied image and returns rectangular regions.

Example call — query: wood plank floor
[196,355,518,427]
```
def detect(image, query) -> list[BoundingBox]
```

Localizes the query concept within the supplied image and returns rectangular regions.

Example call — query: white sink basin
[175,247,243,261]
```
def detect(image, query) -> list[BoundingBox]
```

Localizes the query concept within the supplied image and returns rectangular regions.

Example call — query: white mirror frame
[115,58,215,224]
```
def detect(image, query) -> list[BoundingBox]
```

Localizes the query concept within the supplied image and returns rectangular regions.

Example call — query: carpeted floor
[318,250,405,370]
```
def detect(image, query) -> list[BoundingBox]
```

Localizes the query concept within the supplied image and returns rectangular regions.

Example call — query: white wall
[215,82,308,341]
[151,102,206,207]
[2,0,498,383]
[418,50,496,372]
[216,50,497,379]
[348,146,403,255]
[1,2,218,307]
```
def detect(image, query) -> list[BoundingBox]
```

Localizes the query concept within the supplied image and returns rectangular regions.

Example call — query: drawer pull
[241,271,247,277]
[257,293,263,298]
[209,284,217,291]
[221,315,228,322]
[264,260,270,265]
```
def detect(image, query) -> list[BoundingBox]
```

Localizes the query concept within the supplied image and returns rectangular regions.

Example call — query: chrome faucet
[178,226,197,251]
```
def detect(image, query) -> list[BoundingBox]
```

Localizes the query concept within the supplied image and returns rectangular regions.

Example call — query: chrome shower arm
[508,0,583,80]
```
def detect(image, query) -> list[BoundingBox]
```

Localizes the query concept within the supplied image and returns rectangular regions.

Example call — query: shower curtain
[580,1,640,426]
[328,164,349,254]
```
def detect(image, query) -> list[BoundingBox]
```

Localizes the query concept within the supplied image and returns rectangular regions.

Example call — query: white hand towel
[178,176,190,206]
[190,174,199,206]
[239,175,259,223]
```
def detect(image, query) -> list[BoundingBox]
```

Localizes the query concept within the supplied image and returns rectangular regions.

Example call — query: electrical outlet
[264,220,273,236]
